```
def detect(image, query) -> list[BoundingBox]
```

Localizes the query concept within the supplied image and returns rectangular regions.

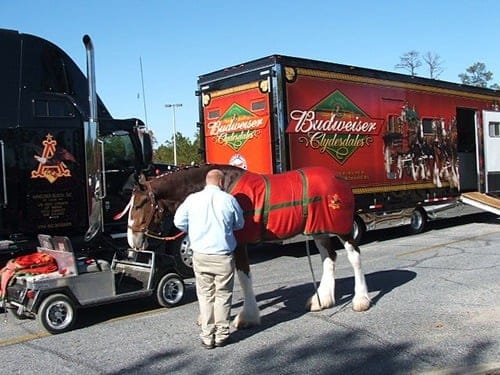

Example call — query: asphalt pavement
[1,212,499,374]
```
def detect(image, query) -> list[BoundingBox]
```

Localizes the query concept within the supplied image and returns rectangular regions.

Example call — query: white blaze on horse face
[127,195,148,250]
[127,220,148,250]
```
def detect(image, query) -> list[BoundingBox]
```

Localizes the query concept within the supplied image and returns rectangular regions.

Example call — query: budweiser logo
[288,110,379,135]
[207,117,264,136]
[206,103,268,151]
[286,90,382,165]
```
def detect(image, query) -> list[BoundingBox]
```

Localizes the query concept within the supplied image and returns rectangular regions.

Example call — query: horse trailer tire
[352,216,365,245]
[37,293,76,334]
[409,208,427,235]
[156,273,185,307]
[170,235,194,277]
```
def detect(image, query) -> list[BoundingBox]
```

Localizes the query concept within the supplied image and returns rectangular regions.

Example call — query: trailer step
[460,192,500,216]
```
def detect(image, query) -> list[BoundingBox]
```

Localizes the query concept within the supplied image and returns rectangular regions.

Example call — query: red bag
[0,252,58,298]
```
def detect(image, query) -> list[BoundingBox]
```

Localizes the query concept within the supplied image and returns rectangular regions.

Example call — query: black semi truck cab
[0,29,153,264]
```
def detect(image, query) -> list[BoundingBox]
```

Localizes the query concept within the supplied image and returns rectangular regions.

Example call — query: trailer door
[482,110,500,193]
[201,80,274,174]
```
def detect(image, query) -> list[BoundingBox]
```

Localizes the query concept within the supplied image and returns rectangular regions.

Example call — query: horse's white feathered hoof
[233,312,261,329]
[306,293,334,312]
[307,297,323,312]
[232,316,250,329]
[352,295,371,312]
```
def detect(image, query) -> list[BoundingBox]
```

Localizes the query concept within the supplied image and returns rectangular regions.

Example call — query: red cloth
[0,252,58,298]
[229,167,354,243]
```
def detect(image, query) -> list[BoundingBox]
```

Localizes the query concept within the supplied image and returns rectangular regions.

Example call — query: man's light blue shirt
[173,185,245,255]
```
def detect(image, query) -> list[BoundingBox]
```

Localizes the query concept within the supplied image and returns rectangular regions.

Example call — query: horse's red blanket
[229,167,354,243]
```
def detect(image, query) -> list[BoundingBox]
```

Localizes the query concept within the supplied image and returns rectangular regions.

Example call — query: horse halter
[129,182,164,237]
[130,183,185,242]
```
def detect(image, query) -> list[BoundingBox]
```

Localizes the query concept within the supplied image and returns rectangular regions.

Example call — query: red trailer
[197,55,500,242]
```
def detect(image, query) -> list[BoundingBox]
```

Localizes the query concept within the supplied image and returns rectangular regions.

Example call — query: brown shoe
[201,340,215,349]
[215,338,230,347]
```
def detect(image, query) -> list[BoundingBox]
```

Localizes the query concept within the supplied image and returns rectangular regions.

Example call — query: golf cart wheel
[156,273,185,307]
[408,208,427,235]
[38,293,77,334]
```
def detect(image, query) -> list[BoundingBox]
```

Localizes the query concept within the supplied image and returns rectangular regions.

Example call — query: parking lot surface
[1,213,499,374]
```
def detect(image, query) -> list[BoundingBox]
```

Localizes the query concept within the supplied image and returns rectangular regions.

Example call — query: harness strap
[138,181,162,233]
[144,230,185,241]
[298,169,309,220]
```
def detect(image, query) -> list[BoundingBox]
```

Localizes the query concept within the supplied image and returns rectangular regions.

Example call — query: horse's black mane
[143,163,246,199]
[150,163,204,180]
[150,163,248,179]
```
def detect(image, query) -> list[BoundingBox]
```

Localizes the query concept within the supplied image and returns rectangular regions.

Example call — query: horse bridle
[130,182,184,241]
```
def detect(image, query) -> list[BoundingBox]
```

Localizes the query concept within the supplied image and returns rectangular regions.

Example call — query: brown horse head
[127,164,245,249]
[124,184,156,249]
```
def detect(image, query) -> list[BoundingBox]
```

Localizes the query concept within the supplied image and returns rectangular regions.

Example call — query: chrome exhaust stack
[83,35,97,122]
[82,34,104,241]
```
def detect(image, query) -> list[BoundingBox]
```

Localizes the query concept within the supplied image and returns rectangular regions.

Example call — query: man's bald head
[206,169,225,188]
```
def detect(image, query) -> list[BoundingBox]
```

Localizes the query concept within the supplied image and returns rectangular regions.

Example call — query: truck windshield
[103,134,135,171]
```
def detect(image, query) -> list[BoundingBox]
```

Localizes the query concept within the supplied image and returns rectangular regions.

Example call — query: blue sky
[3,1,499,147]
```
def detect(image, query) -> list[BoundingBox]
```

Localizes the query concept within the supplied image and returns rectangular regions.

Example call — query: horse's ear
[138,173,147,186]
[122,172,142,196]
[128,173,147,192]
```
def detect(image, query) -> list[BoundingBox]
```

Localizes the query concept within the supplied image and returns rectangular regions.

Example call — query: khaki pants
[192,252,235,344]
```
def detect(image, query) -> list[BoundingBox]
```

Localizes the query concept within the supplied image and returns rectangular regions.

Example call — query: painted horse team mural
[126,164,371,328]
[383,103,460,189]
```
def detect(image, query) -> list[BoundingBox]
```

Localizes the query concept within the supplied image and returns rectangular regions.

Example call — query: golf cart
[4,234,185,334]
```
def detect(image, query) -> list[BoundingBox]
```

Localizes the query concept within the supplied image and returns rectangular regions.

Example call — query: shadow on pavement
[74,281,197,330]
[247,212,498,265]
[230,269,416,344]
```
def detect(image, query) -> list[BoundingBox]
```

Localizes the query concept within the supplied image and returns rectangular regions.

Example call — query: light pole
[164,103,182,165]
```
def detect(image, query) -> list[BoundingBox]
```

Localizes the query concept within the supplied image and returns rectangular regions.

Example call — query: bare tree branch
[395,50,422,76]
[422,52,444,79]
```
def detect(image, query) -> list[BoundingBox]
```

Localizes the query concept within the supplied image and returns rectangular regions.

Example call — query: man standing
[174,169,244,349]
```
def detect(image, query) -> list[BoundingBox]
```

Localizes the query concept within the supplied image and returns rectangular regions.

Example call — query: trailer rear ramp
[460,191,500,216]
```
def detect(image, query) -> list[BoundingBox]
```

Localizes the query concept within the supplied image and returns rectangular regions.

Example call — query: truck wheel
[169,234,194,277]
[352,216,365,245]
[37,293,77,334]
[156,273,185,307]
[408,208,427,235]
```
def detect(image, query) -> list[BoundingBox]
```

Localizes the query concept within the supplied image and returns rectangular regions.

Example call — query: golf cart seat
[38,234,110,274]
